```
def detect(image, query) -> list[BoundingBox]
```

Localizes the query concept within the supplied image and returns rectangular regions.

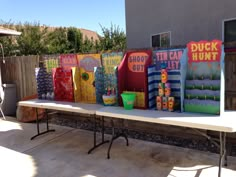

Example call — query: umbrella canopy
[0,26,21,36]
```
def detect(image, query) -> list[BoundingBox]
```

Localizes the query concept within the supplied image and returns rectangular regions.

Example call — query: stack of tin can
[156,66,175,112]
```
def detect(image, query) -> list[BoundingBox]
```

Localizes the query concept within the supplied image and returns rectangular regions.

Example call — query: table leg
[122,119,129,146]
[31,108,55,140]
[88,116,109,154]
[107,119,115,159]
[102,116,105,142]
[218,132,226,177]
[107,119,129,159]
[224,141,228,167]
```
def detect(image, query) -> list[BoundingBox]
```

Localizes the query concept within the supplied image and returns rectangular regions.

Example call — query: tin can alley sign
[154,49,183,70]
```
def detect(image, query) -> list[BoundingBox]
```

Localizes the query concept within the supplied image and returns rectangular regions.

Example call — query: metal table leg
[107,118,129,159]
[88,115,109,154]
[192,128,229,175]
[218,132,226,177]
[31,108,55,140]
[107,119,115,159]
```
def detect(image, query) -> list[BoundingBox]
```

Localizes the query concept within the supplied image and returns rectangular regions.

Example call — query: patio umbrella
[0,27,21,118]
[0,26,21,36]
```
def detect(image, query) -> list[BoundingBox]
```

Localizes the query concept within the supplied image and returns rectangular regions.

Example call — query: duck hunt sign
[184,40,223,114]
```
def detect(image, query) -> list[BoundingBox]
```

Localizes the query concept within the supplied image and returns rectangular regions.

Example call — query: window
[151,32,171,48]
[224,19,236,43]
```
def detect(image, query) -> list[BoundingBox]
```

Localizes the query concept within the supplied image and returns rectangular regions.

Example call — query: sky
[0,0,126,35]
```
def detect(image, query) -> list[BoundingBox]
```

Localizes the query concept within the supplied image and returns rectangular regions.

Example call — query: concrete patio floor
[1,117,236,177]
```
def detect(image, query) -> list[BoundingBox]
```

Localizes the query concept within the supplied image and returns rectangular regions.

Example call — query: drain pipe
[0,43,4,63]
[0,43,5,97]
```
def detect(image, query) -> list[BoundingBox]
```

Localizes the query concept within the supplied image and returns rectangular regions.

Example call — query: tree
[0,20,126,56]
[47,27,69,54]
[81,36,95,53]
[94,39,101,53]
[99,24,126,52]
[0,20,19,56]
[15,22,48,55]
[0,36,16,56]
[67,27,83,53]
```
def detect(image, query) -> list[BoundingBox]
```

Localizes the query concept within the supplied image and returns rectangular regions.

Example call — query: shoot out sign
[128,52,149,72]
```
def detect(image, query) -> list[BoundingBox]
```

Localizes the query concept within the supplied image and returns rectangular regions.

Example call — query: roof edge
[0,28,21,36]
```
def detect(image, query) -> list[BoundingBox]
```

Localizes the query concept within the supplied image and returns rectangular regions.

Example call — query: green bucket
[121,93,136,110]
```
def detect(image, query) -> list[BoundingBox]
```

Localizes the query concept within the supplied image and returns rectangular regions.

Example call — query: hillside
[79,28,100,41]
[45,26,100,42]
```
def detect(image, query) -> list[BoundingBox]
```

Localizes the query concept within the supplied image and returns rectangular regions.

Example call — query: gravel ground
[49,114,236,157]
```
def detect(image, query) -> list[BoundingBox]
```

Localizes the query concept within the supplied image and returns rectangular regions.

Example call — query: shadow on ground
[1,117,236,177]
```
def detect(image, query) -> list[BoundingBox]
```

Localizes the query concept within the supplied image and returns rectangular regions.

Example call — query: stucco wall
[125,0,236,49]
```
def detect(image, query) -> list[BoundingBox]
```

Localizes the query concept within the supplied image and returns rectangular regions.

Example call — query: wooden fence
[1,55,40,101]
[225,53,236,110]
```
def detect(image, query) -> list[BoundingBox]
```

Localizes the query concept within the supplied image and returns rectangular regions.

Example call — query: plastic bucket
[102,95,116,106]
[121,93,136,110]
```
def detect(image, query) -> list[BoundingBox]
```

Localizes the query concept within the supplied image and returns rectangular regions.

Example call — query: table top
[18,99,103,115]
[96,106,236,133]
[18,99,236,132]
